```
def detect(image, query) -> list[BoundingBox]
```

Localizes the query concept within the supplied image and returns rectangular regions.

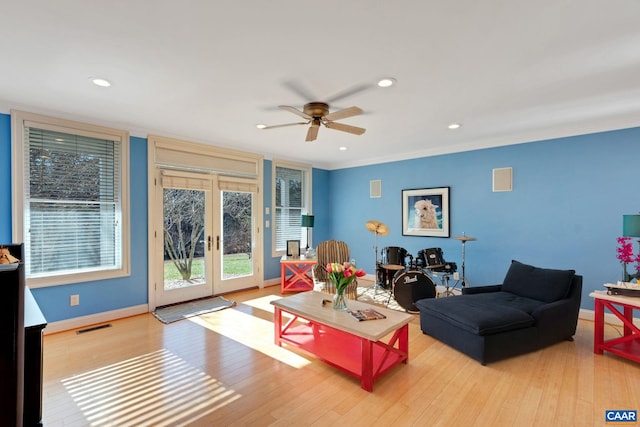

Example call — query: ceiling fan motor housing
[303,102,329,118]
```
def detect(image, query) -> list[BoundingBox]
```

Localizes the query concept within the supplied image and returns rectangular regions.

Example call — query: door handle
[207,236,212,251]
[216,236,220,250]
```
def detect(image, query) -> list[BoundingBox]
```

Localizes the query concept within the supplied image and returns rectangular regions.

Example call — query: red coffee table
[271,291,413,391]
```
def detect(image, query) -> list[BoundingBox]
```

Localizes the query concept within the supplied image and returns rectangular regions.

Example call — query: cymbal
[454,235,477,242]
[365,220,389,236]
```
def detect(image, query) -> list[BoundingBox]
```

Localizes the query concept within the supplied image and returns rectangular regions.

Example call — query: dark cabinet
[24,288,46,426]
[1,244,47,427]
[0,244,25,427]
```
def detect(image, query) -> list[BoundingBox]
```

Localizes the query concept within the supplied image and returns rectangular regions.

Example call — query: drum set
[365,220,476,313]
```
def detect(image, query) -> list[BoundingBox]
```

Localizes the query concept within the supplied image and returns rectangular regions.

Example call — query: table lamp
[301,214,315,253]
[623,214,640,239]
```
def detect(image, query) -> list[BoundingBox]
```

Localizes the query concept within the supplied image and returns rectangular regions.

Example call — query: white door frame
[215,188,260,294]
[153,171,216,307]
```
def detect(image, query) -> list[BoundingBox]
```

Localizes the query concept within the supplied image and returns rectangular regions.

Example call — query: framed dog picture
[402,187,450,237]
[286,240,300,257]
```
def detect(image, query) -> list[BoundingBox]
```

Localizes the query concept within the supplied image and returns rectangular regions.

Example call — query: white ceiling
[1,1,640,170]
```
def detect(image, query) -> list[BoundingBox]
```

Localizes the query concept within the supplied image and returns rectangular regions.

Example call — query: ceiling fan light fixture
[448,123,462,130]
[377,77,397,88]
[339,146,348,151]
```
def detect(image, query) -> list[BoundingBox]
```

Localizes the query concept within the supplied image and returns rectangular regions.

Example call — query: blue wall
[262,161,332,279]
[30,136,149,322]
[0,114,150,323]
[2,110,639,320]
[328,128,640,309]
[0,114,11,242]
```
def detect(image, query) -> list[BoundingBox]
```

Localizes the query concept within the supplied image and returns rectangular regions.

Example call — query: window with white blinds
[273,162,311,254]
[12,110,130,286]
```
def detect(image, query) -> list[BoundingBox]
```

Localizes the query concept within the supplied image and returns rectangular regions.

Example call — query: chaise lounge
[415,260,582,365]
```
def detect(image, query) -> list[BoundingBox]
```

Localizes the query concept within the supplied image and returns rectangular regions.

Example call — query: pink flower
[355,269,366,278]
[616,237,635,264]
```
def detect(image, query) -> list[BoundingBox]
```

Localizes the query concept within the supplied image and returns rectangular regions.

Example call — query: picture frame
[286,240,301,257]
[402,187,450,237]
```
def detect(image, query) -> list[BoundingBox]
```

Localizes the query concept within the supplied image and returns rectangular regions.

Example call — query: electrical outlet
[70,294,80,306]
[265,220,270,228]
[453,272,460,280]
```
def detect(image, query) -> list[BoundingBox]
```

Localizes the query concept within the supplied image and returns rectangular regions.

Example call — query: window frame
[11,110,130,288]
[271,160,312,257]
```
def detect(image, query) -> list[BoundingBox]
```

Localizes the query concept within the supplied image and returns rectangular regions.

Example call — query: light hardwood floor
[42,285,640,427]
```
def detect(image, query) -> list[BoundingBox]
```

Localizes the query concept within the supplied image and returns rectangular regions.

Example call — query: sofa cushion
[501,260,575,303]
[416,295,536,336]
[464,291,545,314]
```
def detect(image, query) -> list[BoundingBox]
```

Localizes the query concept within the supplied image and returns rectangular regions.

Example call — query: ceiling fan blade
[306,125,319,142]
[325,83,373,104]
[279,105,312,120]
[261,121,309,129]
[323,106,363,121]
[325,121,366,135]
[282,80,318,102]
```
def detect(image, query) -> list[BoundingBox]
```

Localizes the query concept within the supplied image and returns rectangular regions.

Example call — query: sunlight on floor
[61,349,240,426]
[237,294,280,312]
[188,295,312,369]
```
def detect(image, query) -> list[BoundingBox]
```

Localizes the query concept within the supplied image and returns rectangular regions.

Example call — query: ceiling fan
[261,102,366,142]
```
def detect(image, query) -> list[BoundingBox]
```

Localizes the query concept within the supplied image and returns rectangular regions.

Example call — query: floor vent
[76,324,112,334]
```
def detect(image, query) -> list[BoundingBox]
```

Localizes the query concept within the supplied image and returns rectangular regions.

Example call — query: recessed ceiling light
[90,77,111,87]
[339,146,348,151]
[256,124,267,129]
[377,77,397,88]
[448,123,462,130]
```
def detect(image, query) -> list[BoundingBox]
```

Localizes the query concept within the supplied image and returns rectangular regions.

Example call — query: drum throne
[313,240,359,300]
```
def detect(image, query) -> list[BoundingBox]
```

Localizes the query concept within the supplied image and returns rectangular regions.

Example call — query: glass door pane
[157,185,213,306]
[216,190,256,293]
[163,188,206,290]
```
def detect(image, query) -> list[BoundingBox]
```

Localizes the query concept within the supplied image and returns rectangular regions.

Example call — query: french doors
[153,171,259,307]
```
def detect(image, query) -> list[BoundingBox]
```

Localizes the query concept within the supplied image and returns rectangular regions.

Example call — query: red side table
[590,290,640,364]
[280,255,317,294]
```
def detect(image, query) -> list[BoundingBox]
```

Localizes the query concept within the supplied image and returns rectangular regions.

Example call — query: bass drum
[392,270,436,313]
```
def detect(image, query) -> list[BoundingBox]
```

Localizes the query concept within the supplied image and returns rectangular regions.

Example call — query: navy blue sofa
[415,260,582,365]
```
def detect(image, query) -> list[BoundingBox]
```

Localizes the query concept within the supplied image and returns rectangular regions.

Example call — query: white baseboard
[43,304,149,335]
[263,277,280,287]
[364,273,376,283]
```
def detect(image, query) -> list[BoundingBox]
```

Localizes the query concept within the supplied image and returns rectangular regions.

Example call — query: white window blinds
[23,125,123,277]
[274,165,307,251]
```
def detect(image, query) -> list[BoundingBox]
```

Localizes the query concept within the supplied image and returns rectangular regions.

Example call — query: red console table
[590,291,640,363]
[280,255,317,294]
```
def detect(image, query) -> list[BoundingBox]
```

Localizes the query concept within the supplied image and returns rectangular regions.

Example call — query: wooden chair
[313,240,358,300]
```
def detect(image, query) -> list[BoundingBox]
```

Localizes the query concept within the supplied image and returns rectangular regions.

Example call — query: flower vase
[333,288,348,311]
